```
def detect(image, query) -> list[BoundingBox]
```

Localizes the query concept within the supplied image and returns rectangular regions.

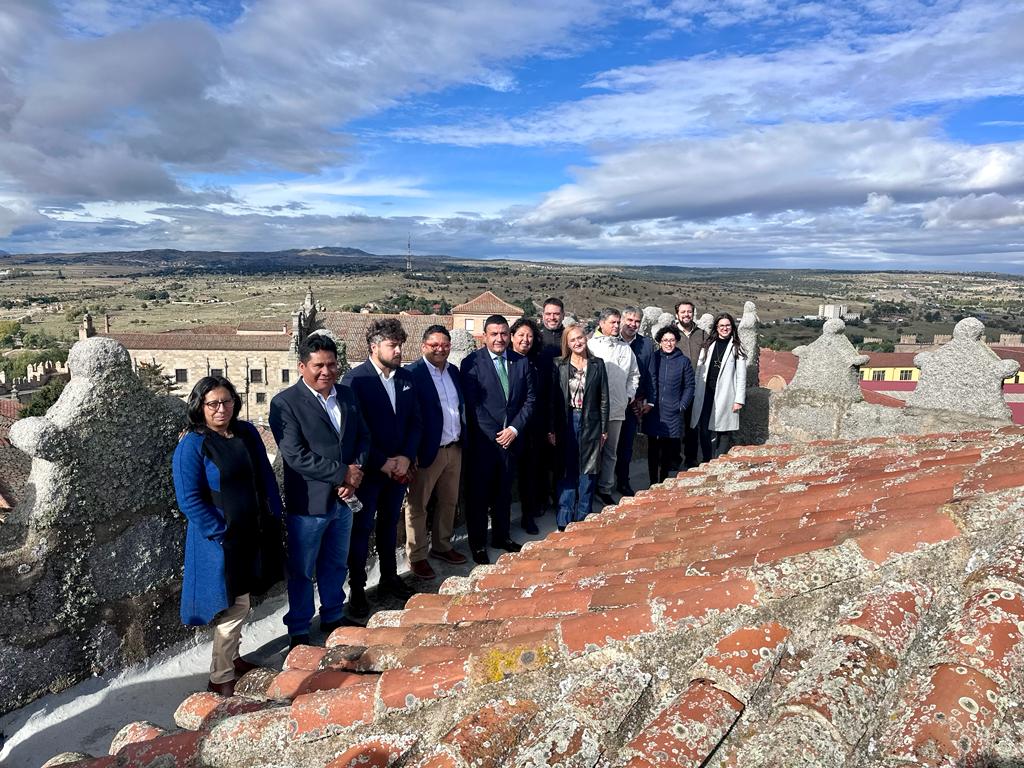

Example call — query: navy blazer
[406,357,465,469]
[460,346,536,452]
[627,333,656,404]
[341,360,422,473]
[269,381,369,516]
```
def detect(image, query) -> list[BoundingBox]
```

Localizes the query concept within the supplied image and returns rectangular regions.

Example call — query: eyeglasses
[425,343,451,350]
[204,398,234,411]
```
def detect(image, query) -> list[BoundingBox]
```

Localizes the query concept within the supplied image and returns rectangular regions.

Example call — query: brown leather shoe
[409,559,436,579]
[430,547,468,565]
[207,679,236,697]
[232,657,258,675]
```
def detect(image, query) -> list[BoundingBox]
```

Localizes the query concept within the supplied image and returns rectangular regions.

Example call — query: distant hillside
[0,247,446,269]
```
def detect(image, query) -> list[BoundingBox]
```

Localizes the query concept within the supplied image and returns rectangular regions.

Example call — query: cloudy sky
[1,0,1023,271]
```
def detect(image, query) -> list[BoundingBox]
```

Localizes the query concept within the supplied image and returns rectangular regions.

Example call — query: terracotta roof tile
[51,427,1024,768]
[319,312,453,364]
[449,290,521,316]
[325,735,418,768]
[102,332,292,351]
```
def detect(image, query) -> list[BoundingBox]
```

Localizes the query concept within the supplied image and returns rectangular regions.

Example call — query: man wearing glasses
[403,325,468,579]
[269,334,369,648]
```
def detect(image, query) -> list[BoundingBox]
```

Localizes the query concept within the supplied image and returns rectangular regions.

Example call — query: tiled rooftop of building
[449,290,522,316]
[47,426,1024,768]
[319,313,454,364]
[101,332,293,352]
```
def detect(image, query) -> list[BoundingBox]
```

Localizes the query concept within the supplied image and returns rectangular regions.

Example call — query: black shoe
[596,491,616,506]
[521,518,539,535]
[348,586,369,618]
[557,526,566,532]
[289,633,311,650]
[321,616,365,634]
[378,575,415,601]
[472,548,490,565]
[617,483,635,497]
[491,538,522,553]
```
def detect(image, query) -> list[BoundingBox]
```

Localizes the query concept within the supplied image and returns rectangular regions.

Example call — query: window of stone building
[251,369,263,384]
[899,369,913,381]
[210,368,223,378]
[872,369,886,381]
[175,369,188,384]
[465,318,475,331]
[281,369,290,383]
[256,392,267,404]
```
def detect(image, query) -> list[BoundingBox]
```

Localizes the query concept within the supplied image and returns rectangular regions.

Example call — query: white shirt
[302,379,341,433]
[587,334,640,421]
[370,358,397,412]
[425,356,461,445]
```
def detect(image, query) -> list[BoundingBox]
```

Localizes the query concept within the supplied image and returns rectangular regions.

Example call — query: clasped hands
[495,427,517,449]
[336,462,363,500]
[381,455,412,481]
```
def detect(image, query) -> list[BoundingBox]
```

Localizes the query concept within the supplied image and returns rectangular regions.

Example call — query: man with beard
[536,297,565,509]
[341,318,421,616]
[673,301,706,469]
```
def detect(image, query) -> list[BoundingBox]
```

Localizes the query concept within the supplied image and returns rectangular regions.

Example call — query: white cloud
[398,0,1024,147]
[922,193,1024,229]
[522,120,1024,225]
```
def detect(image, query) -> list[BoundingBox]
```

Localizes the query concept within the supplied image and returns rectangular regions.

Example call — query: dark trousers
[466,436,515,550]
[696,402,735,463]
[647,436,682,485]
[348,472,406,587]
[615,406,639,489]
[682,405,698,467]
[516,428,543,523]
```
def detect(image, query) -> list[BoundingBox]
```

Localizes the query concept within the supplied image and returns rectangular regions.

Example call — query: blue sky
[1,0,1023,271]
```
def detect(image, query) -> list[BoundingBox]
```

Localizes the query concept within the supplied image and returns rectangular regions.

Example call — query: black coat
[643,348,695,438]
[549,355,610,476]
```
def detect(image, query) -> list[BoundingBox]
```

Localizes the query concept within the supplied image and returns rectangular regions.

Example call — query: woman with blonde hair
[547,324,609,530]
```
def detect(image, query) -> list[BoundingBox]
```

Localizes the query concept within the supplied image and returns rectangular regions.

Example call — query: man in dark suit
[404,325,468,580]
[616,305,655,496]
[341,318,421,615]
[269,333,369,648]
[460,314,536,564]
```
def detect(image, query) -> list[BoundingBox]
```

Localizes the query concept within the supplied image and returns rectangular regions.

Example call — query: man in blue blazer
[269,334,369,648]
[404,325,468,579]
[460,314,536,564]
[341,318,422,615]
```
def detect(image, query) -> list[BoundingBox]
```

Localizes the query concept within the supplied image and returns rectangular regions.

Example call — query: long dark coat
[549,354,610,476]
[643,348,695,438]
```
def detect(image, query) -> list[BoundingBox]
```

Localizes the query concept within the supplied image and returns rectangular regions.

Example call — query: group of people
[171,299,747,695]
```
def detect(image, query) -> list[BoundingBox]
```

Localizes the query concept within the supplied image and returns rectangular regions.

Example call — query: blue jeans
[557,410,597,528]
[284,502,352,635]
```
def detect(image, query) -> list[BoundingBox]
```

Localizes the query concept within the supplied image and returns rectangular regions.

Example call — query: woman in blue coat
[642,326,695,484]
[172,375,283,696]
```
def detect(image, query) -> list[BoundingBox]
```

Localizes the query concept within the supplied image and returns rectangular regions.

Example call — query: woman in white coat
[690,313,746,462]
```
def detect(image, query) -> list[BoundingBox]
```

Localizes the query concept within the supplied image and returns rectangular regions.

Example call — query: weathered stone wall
[769,317,1019,442]
[124,347,295,421]
[0,337,188,715]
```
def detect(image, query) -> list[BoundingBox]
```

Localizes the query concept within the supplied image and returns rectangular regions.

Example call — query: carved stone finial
[640,306,663,338]
[739,301,760,382]
[448,329,477,367]
[696,313,714,335]
[651,312,675,340]
[788,319,868,399]
[907,317,1019,420]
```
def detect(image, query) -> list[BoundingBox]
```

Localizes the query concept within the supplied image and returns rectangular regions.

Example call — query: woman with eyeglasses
[172,375,284,696]
[691,312,747,462]
[642,325,695,483]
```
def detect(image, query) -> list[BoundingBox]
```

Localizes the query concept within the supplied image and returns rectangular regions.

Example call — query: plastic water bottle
[345,494,363,513]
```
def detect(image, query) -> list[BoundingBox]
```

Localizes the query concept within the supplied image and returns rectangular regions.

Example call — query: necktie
[496,355,510,400]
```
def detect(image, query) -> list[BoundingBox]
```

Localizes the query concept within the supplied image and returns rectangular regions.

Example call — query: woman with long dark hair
[548,323,609,530]
[643,325,695,483]
[510,316,545,534]
[172,375,284,696]
[690,313,747,462]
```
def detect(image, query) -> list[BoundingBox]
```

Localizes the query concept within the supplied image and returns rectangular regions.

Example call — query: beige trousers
[210,593,250,684]
[405,443,461,562]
